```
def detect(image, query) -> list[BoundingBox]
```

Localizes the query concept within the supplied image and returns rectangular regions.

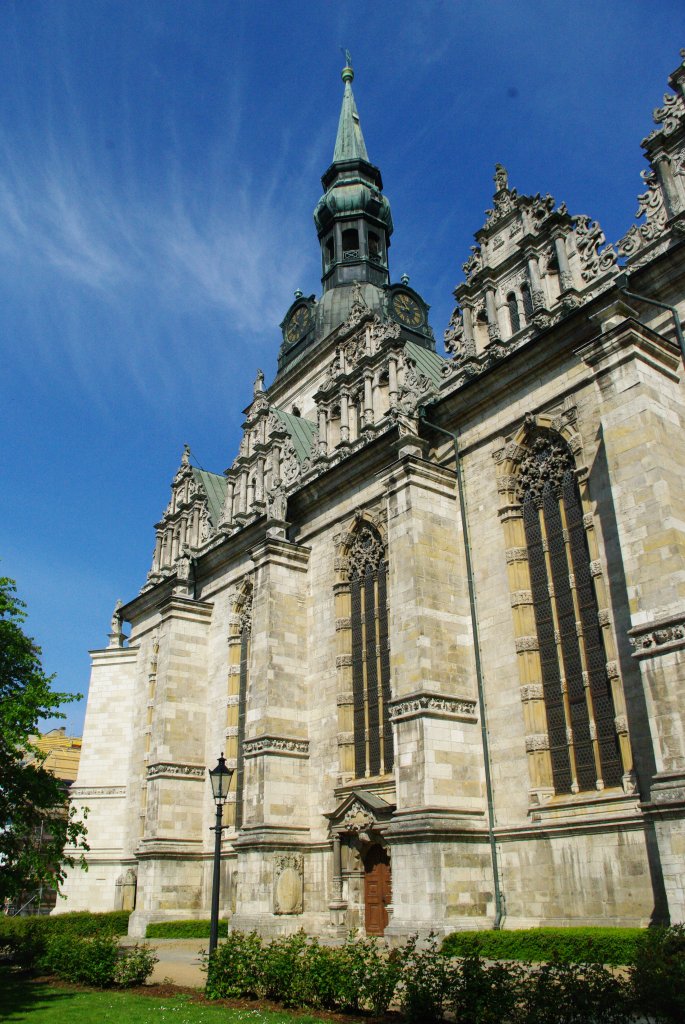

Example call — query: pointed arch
[495,412,631,799]
[335,513,392,780]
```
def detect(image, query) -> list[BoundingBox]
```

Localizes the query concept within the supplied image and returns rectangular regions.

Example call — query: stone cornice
[388,691,478,723]
[577,317,681,381]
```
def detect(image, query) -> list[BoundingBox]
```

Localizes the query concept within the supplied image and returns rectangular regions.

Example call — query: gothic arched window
[507,292,520,335]
[521,283,534,322]
[517,435,624,794]
[343,524,393,778]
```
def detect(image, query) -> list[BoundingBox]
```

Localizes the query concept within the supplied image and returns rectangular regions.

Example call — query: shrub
[629,924,685,1023]
[203,929,264,999]
[449,952,526,1024]
[146,918,227,939]
[260,932,309,1005]
[339,932,402,1015]
[521,959,628,1024]
[39,933,157,988]
[397,932,453,1024]
[113,944,159,987]
[41,933,119,987]
[442,926,642,965]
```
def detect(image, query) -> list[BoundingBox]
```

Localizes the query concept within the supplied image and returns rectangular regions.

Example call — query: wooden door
[364,845,391,935]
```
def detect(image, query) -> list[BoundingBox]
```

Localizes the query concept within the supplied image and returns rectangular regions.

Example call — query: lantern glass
[209,753,233,804]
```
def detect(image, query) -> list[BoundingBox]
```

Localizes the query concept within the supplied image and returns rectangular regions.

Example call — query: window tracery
[496,418,631,799]
[335,518,393,780]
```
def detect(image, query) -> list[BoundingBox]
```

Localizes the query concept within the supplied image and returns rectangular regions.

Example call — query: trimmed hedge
[146,918,228,939]
[441,927,644,966]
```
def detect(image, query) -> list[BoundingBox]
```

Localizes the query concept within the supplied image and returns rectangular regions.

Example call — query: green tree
[0,576,88,904]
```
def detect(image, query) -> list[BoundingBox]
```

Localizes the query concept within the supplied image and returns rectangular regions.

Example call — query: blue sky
[1,1,682,734]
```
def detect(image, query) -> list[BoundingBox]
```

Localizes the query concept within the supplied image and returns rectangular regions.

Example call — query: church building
[60,52,685,937]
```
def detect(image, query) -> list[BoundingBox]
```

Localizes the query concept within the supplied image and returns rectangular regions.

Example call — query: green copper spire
[333,53,369,163]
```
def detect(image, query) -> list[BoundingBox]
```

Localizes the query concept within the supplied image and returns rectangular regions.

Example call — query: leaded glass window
[235,597,251,828]
[346,525,393,778]
[517,435,623,794]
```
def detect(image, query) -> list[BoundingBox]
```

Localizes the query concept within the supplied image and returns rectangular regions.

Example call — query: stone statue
[267,479,287,522]
[254,368,265,396]
[494,163,509,192]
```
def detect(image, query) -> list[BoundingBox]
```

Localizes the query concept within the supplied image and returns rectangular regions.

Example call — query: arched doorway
[363,844,391,935]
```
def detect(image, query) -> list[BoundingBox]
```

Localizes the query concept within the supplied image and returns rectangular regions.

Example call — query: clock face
[285,304,311,343]
[392,291,423,327]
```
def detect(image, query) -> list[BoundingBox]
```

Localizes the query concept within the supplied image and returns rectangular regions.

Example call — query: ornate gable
[444,165,617,382]
[618,50,685,267]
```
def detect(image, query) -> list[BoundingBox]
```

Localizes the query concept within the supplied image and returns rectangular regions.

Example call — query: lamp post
[208,752,234,955]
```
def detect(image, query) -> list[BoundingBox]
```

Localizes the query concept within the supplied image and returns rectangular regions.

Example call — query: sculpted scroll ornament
[444,307,466,357]
[572,215,617,282]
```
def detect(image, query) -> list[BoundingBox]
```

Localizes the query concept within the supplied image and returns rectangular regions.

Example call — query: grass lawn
[0,972,329,1024]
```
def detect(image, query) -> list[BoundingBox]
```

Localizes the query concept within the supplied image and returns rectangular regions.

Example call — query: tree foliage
[0,576,88,903]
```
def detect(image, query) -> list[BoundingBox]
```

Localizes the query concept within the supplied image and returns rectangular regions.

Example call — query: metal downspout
[418,406,504,929]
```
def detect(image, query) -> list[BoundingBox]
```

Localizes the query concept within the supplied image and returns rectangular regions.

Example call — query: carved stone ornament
[341,799,376,834]
[520,684,544,702]
[462,245,482,281]
[341,281,371,332]
[525,733,550,752]
[516,436,574,505]
[630,615,685,656]
[274,853,304,915]
[388,692,477,721]
[345,524,385,580]
[242,736,310,758]
[146,762,205,780]
[444,306,466,357]
[70,786,126,799]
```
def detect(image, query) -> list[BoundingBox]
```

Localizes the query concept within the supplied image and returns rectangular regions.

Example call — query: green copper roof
[273,409,318,463]
[404,339,448,387]
[192,468,227,526]
[333,63,369,163]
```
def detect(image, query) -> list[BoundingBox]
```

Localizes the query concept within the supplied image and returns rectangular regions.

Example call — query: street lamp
[208,752,234,955]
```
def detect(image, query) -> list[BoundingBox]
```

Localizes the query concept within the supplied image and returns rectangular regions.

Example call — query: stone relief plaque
[273,853,304,915]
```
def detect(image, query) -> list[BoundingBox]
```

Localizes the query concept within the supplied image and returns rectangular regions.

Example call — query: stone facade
[58,53,685,937]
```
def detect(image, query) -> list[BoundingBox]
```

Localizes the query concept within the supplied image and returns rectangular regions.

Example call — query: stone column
[388,357,398,408]
[653,152,682,218]
[363,374,374,426]
[340,392,350,444]
[485,287,500,342]
[553,234,574,293]
[526,254,545,310]
[153,532,163,572]
[462,304,477,356]
[318,406,328,456]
